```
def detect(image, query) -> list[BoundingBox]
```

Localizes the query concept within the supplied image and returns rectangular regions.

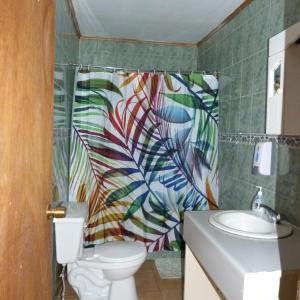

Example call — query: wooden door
[0,0,55,299]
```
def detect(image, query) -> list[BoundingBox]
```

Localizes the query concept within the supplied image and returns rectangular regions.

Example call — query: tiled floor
[136,261,183,300]
[60,260,183,300]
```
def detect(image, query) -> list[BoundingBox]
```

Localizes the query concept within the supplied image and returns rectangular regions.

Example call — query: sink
[209,210,293,239]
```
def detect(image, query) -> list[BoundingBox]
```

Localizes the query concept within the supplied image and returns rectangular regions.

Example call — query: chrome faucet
[257,204,281,223]
[251,186,281,223]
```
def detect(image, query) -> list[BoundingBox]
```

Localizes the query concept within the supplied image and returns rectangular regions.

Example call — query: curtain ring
[87,64,91,71]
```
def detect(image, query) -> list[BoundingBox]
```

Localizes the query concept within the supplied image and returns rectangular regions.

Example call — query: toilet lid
[94,241,146,263]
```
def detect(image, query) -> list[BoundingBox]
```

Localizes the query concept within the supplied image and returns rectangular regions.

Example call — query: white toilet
[53,202,147,300]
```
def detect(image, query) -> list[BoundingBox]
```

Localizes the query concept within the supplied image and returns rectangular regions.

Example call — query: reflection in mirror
[273,63,281,95]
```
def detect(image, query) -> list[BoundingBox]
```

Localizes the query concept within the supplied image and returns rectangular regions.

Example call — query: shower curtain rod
[54,63,219,76]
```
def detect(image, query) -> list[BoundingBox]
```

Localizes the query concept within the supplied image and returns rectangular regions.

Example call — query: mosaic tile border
[219,133,300,148]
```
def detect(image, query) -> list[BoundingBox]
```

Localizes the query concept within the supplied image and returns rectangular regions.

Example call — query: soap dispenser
[251,186,263,211]
[252,142,273,175]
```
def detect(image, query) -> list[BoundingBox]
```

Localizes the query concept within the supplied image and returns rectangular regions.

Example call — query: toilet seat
[79,241,147,267]
[94,241,146,263]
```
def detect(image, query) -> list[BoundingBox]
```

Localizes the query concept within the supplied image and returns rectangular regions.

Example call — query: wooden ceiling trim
[80,35,197,47]
[66,0,81,38]
[68,0,252,48]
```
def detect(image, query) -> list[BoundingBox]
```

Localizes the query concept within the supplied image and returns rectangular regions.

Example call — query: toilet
[53,202,147,300]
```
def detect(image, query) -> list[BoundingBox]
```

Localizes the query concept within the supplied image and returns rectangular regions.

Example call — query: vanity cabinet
[183,211,300,300]
[184,245,223,300]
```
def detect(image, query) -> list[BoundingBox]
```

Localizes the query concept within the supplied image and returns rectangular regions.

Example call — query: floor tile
[156,278,183,291]
[138,291,163,300]
[56,260,183,300]
[161,289,183,300]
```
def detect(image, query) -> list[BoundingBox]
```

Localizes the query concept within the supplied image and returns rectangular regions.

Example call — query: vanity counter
[183,210,300,300]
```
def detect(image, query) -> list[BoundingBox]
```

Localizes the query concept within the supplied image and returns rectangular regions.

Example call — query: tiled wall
[53,0,79,204]
[53,0,79,297]
[198,0,300,225]
[198,0,289,134]
[79,39,198,71]
[55,0,79,64]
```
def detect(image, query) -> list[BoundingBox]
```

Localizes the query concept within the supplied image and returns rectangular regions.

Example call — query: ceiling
[72,0,245,44]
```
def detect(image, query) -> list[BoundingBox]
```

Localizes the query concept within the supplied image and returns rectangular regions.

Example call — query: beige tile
[138,291,164,300]
[135,261,161,293]
[158,279,183,300]
[161,289,183,300]
[137,260,157,274]
[156,278,183,291]
[135,272,161,292]
[137,261,183,300]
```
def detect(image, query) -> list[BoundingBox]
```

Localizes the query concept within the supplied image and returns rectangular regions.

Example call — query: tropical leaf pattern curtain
[69,68,218,252]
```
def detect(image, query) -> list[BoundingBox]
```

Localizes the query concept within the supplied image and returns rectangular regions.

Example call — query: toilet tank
[53,202,88,264]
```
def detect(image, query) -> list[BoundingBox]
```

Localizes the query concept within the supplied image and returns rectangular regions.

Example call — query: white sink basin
[209,210,293,239]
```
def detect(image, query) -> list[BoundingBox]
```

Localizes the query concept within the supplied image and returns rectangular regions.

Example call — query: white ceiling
[72,0,245,44]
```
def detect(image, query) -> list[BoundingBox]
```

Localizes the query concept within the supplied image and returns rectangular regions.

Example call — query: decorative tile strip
[219,133,300,148]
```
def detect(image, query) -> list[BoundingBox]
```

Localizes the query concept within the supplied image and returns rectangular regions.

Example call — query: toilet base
[109,276,137,300]
[79,276,137,300]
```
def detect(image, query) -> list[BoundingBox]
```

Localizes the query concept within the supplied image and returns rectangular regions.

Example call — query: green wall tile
[276,148,300,225]
[228,98,240,133]
[241,19,256,60]
[231,62,242,99]
[231,26,243,64]
[219,99,230,133]
[241,56,255,97]
[53,0,79,297]
[254,6,271,52]
[221,142,237,177]
[237,144,252,182]
[252,49,268,94]
[239,95,252,133]
[79,40,198,71]
[270,0,285,36]
[198,0,300,225]
[220,66,232,98]
[55,0,79,64]
[251,91,266,133]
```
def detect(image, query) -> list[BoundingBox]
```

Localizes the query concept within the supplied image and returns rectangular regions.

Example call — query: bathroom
[1,0,300,299]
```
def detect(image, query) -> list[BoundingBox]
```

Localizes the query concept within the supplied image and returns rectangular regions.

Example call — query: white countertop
[183,211,300,300]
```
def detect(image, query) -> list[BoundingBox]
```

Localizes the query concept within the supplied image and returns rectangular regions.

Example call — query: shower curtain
[69,68,219,252]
